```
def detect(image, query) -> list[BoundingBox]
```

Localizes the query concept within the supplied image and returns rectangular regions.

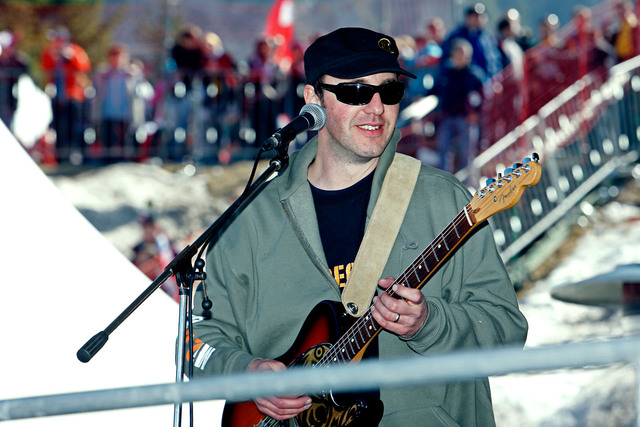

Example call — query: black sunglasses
[317,81,405,106]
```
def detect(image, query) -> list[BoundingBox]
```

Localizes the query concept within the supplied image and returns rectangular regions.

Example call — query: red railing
[399,0,638,170]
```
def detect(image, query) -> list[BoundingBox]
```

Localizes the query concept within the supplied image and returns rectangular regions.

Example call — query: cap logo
[378,38,394,54]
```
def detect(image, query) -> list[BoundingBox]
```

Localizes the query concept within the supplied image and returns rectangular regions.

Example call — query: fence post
[636,356,640,427]
[576,10,589,80]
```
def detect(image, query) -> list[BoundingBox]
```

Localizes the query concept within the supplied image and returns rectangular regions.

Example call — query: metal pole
[173,285,189,427]
[3,337,640,421]
[635,356,640,427]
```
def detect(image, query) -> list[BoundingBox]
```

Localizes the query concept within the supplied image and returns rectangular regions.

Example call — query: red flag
[264,0,295,70]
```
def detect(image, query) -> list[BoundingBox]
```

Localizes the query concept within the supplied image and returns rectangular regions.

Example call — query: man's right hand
[247,359,312,421]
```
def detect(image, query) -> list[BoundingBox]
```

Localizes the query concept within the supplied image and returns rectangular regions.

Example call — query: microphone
[263,103,325,150]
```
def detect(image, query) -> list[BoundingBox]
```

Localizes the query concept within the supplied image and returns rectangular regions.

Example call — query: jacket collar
[275,128,403,273]
[278,128,403,202]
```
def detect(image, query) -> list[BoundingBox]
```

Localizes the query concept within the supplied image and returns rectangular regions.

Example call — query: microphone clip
[263,132,283,152]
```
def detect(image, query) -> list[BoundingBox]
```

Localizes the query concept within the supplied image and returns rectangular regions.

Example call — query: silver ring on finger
[394,313,400,323]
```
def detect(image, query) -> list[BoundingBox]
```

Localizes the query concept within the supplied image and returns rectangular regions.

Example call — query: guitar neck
[315,154,542,367]
[316,204,478,367]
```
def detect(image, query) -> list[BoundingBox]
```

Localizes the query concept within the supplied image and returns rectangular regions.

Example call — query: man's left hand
[371,277,428,339]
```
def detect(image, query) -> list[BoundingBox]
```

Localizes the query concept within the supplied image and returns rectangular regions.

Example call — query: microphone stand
[76,140,290,427]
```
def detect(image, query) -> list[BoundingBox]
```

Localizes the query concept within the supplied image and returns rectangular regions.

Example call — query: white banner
[0,120,222,426]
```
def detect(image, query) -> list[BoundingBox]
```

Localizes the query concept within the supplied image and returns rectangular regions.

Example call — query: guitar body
[221,300,384,427]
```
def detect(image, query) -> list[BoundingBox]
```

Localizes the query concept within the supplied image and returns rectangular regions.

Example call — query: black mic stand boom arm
[76,151,288,363]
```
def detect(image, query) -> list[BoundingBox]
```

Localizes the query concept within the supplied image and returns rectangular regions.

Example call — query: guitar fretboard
[316,204,477,367]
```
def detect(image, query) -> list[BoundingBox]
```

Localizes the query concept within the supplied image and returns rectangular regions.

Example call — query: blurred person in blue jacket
[93,43,145,163]
[441,3,503,80]
[428,38,485,172]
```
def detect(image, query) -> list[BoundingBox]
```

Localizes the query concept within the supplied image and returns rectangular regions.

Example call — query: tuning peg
[512,162,522,169]
[485,178,496,192]
[523,157,531,164]
[503,168,514,182]
[532,152,540,161]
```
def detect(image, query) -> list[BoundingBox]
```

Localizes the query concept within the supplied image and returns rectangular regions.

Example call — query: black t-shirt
[310,171,380,374]
[310,171,374,289]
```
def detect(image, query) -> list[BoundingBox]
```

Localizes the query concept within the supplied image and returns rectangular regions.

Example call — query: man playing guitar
[191,27,528,426]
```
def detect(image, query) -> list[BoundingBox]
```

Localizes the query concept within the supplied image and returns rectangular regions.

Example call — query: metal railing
[1,336,639,423]
[457,56,640,268]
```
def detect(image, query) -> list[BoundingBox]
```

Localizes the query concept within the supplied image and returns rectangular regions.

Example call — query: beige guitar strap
[341,153,421,317]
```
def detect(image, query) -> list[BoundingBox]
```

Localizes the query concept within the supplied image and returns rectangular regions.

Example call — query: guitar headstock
[470,153,542,223]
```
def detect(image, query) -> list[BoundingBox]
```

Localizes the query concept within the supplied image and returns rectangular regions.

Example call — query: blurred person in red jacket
[131,212,180,302]
[40,26,91,165]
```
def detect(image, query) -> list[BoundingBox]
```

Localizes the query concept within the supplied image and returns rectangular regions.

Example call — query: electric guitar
[223,155,542,427]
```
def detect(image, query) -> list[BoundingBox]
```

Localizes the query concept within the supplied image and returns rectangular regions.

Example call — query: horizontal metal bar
[2,336,640,422]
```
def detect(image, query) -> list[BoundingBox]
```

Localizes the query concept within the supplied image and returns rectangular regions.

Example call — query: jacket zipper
[281,199,342,298]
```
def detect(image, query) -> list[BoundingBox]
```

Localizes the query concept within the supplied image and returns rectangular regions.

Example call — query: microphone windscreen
[300,103,326,131]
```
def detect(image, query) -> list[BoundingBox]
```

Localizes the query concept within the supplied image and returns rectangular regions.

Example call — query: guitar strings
[316,203,477,367]
[259,417,291,427]
[314,178,511,369]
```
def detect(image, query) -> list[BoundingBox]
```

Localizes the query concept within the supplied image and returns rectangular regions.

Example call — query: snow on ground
[49,162,640,427]
[492,201,640,427]
[51,162,258,259]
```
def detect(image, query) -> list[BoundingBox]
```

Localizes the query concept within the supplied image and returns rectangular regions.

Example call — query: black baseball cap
[304,27,416,85]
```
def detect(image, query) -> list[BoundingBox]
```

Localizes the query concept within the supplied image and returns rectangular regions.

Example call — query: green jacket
[192,130,528,426]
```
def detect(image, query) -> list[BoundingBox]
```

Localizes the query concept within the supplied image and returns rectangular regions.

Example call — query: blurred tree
[0,0,126,85]
[132,0,185,80]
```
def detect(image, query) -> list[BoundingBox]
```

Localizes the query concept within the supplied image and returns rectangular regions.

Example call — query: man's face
[305,72,400,164]
[466,13,486,31]
[452,47,471,68]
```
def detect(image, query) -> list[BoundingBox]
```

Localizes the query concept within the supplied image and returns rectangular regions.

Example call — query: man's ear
[304,84,320,105]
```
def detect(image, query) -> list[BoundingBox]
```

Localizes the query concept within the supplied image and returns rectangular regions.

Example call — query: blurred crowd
[1,1,638,173]
[398,1,640,172]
